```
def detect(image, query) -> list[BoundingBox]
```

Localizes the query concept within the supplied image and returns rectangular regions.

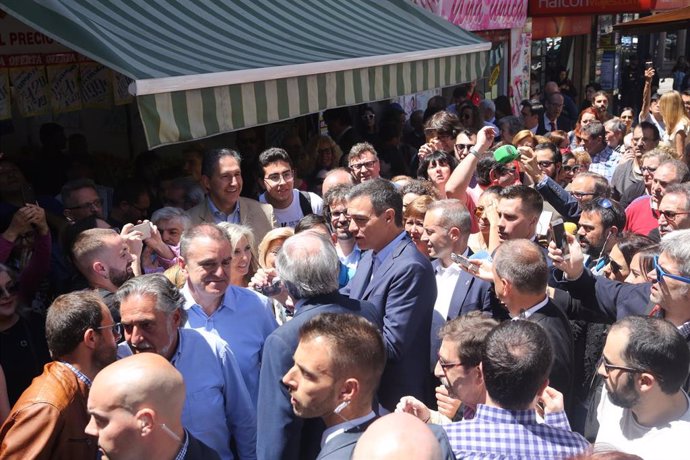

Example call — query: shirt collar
[180,283,230,314]
[321,411,375,448]
[207,196,240,223]
[373,230,406,266]
[173,429,190,460]
[170,330,183,366]
[60,361,92,387]
[474,404,539,424]
[512,295,549,320]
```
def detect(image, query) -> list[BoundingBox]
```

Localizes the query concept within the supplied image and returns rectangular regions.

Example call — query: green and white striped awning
[0,0,490,148]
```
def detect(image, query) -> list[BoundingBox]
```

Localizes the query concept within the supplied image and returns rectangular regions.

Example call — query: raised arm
[446,127,495,202]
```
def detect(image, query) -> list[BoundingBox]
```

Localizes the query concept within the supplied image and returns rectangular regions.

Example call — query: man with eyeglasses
[116,274,256,460]
[324,184,361,279]
[625,159,690,239]
[657,183,690,238]
[107,180,151,231]
[0,292,119,458]
[257,148,323,228]
[611,122,660,203]
[61,178,106,222]
[594,316,690,460]
[347,142,381,184]
[551,230,690,392]
[537,92,573,135]
[577,198,626,273]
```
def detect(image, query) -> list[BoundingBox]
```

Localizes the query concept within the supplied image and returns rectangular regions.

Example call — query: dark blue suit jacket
[341,233,437,410]
[256,292,381,460]
[430,258,493,368]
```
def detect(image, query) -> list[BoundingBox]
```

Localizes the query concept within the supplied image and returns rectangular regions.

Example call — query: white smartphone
[450,252,479,273]
[130,221,152,239]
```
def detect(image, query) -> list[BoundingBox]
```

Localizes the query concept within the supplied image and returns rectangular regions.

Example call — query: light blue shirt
[373,230,407,271]
[339,244,362,281]
[207,196,241,223]
[118,329,257,460]
[182,284,278,406]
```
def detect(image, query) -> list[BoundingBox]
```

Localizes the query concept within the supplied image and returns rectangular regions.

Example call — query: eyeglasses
[95,322,122,338]
[657,209,690,222]
[0,282,19,297]
[537,160,555,168]
[362,114,375,120]
[597,355,646,378]
[438,356,463,371]
[329,209,349,221]
[264,170,294,184]
[454,143,474,154]
[349,160,378,171]
[640,166,657,174]
[67,199,102,211]
[562,165,581,173]
[654,256,690,285]
[571,191,597,199]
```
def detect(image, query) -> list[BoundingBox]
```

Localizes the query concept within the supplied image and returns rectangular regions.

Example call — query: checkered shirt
[443,404,590,459]
[587,146,621,182]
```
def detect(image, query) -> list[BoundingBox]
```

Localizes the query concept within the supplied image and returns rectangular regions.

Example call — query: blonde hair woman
[659,91,690,159]
[512,129,537,148]
[258,227,294,269]
[218,223,259,287]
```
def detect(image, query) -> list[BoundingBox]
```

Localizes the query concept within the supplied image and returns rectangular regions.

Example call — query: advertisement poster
[510,21,532,114]
[45,52,82,113]
[80,58,112,109]
[414,0,527,31]
[7,54,50,117]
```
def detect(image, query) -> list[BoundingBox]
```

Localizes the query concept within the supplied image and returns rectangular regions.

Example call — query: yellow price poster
[46,53,82,113]
[7,54,50,117]
[79,57,112,109]
[0,58,10,120]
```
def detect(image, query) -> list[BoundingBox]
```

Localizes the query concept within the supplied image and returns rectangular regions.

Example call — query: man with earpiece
[575,198,626,275]
[282,312,454,460]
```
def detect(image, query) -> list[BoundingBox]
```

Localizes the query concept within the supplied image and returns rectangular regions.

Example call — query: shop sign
[414,0,527,31]
[531,15,593,39]
[529,0,653,16]
[0,14,70,54]
[46,52,82,113]
[7,54,50,117]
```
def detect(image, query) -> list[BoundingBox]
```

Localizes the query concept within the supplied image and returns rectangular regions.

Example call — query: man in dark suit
[421,199,494,369]
[85,353,220,460]
[492,239,574,406]
[342,179,437,410]
[256,232,381,460]
[537,92,573,135]
[282,312,454,460]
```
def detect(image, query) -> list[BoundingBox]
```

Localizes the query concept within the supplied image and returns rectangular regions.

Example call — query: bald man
[85,353,220,460]
[352,413,442,460]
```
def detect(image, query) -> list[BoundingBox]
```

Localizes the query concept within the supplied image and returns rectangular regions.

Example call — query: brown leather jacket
[0,362,97,459]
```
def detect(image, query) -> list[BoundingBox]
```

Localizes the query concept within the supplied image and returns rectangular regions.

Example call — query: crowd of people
[1,67,690,460]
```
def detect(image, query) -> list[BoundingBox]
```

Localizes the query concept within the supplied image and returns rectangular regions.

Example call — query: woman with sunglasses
[467,186,502,256]
[418,151,458,198]
[602,233,656,282]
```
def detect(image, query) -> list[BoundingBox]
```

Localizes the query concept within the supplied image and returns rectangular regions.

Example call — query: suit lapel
[447,270,474,320]
[349,250,373,299]
[362,238,409,298]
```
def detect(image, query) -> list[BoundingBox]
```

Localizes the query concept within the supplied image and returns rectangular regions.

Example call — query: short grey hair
[493,239,547,295]
[498,116,523,137]
[275,232,339,299]
[114,273,187,323]
[581,121,605,139]
[427,199,471,234]
[479,99,495,113]
[660,229,690,277]
[348,142,378,163]
[151,207,192,230]
[61,178,98,207]
[604,118,626,133]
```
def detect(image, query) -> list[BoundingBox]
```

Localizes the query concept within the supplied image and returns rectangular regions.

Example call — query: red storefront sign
[414,0,527,31]
[529,0,653,16]
[531,15,593,38]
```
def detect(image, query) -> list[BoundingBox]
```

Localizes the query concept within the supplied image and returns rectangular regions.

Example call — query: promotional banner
[79,57,112,109]
[510,20,532,115]
[7,54,50,117]
[414,0,527,31]
[45,52,82,113]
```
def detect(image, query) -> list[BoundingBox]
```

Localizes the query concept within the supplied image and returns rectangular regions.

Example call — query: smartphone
[450,252,479,273]
[21,184,37,205]
[130,221,152,239]
[645,61,653,69]
[551,218,570,260]
[257,277,283,297]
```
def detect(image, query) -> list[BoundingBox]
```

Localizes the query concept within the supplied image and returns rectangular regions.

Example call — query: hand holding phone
[130,221,152,239]
[551,218,570,260]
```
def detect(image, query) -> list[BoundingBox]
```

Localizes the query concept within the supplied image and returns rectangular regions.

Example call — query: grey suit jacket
[186,196,275,246]
[316,418,455,460]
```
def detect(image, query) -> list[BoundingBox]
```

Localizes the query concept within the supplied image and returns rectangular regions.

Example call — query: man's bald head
[92,353,185,421]
[352,413,442,460]
[322,167,354,196]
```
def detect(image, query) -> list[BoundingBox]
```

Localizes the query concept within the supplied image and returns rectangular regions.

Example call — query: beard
[109,264,134,288]
[606,373,640,409]
[93,339,118,371]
